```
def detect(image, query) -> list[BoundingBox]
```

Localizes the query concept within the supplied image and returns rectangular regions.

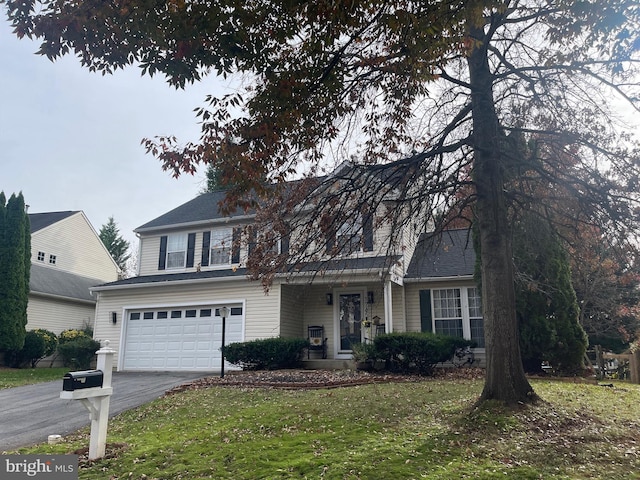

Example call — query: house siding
[94,279,280,368]
[27,294,95,334]
[31,212,119,281]
[279,286,305,338]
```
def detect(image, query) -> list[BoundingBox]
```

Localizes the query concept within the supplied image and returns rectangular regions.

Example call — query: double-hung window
[166,234,187,269]
[432,288,464,337]
[421,286,484,347]
[336,214,363,255]
[210,228,233,265]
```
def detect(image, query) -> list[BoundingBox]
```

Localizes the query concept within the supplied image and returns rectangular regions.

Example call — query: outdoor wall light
[367,291,374,304]
[326,293,333,305]
[111,312,117,324]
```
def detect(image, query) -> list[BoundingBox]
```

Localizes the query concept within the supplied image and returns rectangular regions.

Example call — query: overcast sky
[1,18,229,248]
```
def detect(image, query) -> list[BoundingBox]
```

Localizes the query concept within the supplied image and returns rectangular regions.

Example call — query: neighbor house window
[166,234,187,269]
[210,228,233,265]
[49,254,57,265]
[37,251,45,262]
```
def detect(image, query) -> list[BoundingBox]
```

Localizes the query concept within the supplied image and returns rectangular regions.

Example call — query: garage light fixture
[111,312,117,324]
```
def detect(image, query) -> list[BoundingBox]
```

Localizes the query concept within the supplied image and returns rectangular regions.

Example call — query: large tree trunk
[467,22,536,404]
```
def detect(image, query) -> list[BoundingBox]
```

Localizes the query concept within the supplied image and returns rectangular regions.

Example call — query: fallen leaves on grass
[164,367,485,395]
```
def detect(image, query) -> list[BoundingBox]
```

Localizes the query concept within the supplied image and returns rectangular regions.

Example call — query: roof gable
[406,229,476,279]
[29,211,78,233]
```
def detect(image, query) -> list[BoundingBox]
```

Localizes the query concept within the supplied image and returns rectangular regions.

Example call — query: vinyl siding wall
[31,212,119,282]
[27,294,95,334]
[94,279,281,369]
[279,285,305,338]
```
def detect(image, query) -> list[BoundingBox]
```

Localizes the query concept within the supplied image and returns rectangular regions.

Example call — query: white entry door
[122,305,243,371]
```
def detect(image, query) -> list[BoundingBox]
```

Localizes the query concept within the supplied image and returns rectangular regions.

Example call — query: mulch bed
[165,367,485,395]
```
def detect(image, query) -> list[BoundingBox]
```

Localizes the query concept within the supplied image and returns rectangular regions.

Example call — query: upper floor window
[210,228,233,265]
[166,234,187,269]
[326,210,373,256]
[37,251,45,262]
[158,233,196,271]
[49,254,57,265]
[201,227,240,267]
[336,214,363,255]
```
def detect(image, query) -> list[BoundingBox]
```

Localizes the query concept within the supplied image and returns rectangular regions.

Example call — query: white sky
[1,18,229,248]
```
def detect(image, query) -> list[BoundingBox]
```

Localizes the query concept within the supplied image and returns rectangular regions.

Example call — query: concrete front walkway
[0,371,209,451]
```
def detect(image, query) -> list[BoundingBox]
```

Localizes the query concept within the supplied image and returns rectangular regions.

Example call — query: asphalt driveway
[0,371,210,451]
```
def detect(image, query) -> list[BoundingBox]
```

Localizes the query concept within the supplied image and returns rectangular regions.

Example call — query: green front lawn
[0,367,68,389]
[18,377,640,479]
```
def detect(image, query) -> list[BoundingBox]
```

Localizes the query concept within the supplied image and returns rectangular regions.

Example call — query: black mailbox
[62,370,104,391]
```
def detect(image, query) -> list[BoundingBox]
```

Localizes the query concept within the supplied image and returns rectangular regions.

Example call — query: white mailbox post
[60,340,115,460]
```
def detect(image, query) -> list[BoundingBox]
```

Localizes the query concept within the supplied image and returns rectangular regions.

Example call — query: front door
[338,293,362,353]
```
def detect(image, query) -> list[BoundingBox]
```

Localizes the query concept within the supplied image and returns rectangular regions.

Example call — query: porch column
[384,279,393,333]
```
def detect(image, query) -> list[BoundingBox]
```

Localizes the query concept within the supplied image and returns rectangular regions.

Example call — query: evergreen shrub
[367,332,474,375]
[58,336,101,369]
[224,337,308,370]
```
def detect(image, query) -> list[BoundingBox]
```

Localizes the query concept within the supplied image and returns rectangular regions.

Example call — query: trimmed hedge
[366,332,475,375]
[58,336,101,370]
[224,337,308,370]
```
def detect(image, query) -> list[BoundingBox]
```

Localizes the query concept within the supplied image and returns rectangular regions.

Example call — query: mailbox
[62,370,104,391]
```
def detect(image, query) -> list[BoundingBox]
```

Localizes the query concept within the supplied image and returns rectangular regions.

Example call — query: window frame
[428,286,484,348]
[209,227,233,266]
[165,233,188,270]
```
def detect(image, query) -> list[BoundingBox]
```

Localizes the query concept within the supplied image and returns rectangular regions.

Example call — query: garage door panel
[123,305,243,371]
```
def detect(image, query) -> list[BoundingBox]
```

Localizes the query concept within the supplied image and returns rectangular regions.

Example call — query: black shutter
[419,290,432,333]
[363,211,374,252]
[201,231,210,267]
[158,235,168,270]
[186,233,196,268]
[231,227,241,264]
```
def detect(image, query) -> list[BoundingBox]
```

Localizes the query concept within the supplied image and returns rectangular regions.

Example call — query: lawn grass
[17,377,640,479]
[0,367,68,389]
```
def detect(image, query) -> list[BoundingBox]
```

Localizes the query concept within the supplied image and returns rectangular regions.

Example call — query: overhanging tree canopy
[5,0,639,404]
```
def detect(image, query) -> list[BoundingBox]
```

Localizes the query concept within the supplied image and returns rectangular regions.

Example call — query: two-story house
[91,164,483,371]
[28,211,120,335]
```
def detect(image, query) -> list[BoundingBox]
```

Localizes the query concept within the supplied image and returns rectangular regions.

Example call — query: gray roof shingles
[135,191,251,232]
[406,229,476,279]
[29,211,77,233]
[30,264,102,302]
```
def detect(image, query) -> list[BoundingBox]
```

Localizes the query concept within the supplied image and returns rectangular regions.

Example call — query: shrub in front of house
[224,337,308,370]
[57,336,101,370]
[368,332,475,375]
[4,329,57,368]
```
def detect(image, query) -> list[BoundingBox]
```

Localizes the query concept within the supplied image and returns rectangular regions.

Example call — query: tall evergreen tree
[98,216,131,274]
[513,213,587,374]
[0,192,30,352]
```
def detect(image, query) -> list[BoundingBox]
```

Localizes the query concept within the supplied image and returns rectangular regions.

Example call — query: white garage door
[122,305,244,371]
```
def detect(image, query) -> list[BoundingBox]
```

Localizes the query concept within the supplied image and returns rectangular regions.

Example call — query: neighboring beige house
[92,164,483,372]
[28,211,120,335]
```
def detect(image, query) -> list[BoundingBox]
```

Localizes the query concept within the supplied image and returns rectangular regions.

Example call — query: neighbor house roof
[29,211,78,233]
[406,229,476,280]
[30,263,101,303]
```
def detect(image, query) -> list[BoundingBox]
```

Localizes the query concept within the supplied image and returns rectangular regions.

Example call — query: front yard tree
[5,1,639,404]
[0,192,30,352]
[99,216,131,275]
